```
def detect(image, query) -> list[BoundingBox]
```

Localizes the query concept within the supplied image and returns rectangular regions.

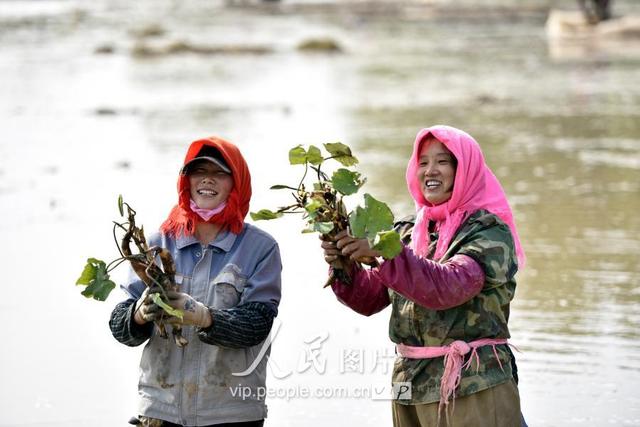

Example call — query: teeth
[198,189,217,196]
[425,180,441,188]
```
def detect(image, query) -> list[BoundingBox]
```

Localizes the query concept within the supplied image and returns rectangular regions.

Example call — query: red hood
[161,136,252,237]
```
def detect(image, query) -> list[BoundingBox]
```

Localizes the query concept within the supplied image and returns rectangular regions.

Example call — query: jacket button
[195,251,201,257]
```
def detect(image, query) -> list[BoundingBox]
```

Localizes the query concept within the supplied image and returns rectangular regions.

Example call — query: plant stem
[123,202,137,216]
[297,162,309,191]
[112,222,126,259]
[106,257,128,272]
[277,203,301,213]
[311,165,329,181]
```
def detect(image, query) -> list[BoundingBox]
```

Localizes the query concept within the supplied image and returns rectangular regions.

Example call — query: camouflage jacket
[330,209,518,404]
[389,209,518,404]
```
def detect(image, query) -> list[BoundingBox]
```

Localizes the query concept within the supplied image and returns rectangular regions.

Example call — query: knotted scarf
[405,125,525,267]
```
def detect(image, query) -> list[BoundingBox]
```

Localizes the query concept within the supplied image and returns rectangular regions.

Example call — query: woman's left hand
[334,230,381,263]
[165,291,213,328]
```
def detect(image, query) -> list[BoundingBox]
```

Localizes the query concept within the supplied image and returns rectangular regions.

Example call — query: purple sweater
[331,246,485,316]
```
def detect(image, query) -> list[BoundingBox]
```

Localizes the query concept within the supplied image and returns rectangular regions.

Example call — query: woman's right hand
[320,233,342,267]
[133,287,162,325]
[321,230,380,265]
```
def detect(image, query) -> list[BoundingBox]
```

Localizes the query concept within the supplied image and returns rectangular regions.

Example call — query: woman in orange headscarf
[110,137,281,427]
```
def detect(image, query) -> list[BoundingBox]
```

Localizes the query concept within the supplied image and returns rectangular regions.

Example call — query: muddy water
[1,0,639,426]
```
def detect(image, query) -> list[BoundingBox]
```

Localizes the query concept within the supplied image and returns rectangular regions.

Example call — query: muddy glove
[165,291,212,328]
[133,287,162,325]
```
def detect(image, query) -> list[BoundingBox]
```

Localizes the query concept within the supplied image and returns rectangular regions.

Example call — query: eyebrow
[419,152,453,159]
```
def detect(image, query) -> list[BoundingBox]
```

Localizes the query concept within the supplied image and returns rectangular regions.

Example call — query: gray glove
[133,287,163,325]
[165,291,212,328]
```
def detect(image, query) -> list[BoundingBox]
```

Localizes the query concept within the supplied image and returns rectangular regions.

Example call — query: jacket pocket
[209,263,247,309]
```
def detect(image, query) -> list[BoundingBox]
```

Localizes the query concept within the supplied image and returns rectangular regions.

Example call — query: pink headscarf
[406,125,525,267]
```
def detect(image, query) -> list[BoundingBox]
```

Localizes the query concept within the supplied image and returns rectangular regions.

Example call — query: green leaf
[118,194,124,216]
[95,262,109,282]
[372,230,403,259]
[78,258,116,301]
[270,184,299,191]
[349,206,366,237]
[349,193,395,240]
[289,145,307,165]
[151,293,184,320]
[313,221,334,234]
[331,168,365,196]
[89,279,116,301]
[304,197,325,214]
[307,145,324,165]
[324,142,359,166]
[324,142,351,157]
[81,281,99,298]
[250,209,284,221]
[76,260,98,285]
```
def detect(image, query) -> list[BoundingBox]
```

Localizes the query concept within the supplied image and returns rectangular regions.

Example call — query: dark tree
[578,0,612,23]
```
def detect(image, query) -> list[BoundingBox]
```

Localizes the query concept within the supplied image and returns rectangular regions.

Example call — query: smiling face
[417,137,457,205]
[188,160,234,210]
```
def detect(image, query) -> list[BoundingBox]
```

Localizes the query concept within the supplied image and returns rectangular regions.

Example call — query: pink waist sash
[397,339,511,412]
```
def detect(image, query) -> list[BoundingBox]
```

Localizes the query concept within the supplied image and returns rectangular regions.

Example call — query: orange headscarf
[160,136,252,237]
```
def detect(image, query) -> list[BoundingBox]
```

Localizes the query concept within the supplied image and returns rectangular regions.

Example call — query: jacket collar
[175,227,240,252]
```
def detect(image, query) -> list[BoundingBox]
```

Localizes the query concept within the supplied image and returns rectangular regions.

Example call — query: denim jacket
[118,223,281,426]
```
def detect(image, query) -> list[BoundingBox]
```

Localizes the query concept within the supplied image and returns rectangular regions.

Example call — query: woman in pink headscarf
[321,125,525,427]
